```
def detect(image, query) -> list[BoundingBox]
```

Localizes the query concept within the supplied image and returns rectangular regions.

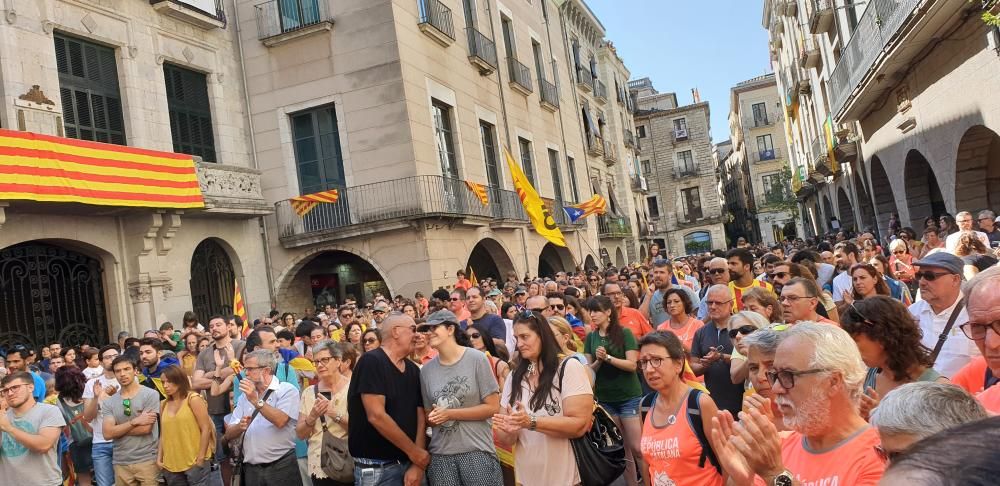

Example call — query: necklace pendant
[666,414,677,426]
[526,362,536,376]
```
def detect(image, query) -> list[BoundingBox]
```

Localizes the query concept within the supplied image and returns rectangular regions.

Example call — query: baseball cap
[419,309,459,332]
[513,286,527,295]
[913,252,964,276]
[372,302,391,313]
[487,289,502,297]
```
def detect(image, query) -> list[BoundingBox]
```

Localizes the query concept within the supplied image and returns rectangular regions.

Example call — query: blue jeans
[354,460,410,486]
[92,441,114,486]
[599,396,643,418]
[210,414,228,460]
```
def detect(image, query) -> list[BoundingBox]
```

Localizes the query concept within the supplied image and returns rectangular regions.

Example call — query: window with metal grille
[291,104,345,195]
[518,137,535,186]
[432,99,459,179]
[164,64,216,162]
[55,33,126,145]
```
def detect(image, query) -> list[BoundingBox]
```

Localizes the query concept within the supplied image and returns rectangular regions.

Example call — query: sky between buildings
[587,0,772,144]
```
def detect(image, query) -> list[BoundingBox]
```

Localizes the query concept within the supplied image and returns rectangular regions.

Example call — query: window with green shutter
[55,33,126,145]
[164,63,216,162]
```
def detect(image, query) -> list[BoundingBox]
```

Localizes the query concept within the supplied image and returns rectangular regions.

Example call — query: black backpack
[639,389,721,474]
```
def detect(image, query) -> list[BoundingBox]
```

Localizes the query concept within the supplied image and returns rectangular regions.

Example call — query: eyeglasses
[705,299,733,307]
[0,383,27,395]
[588,278,599,282]
[728,325,757,339]
[102,353,119,361]
[372,310,386,315]
[959,321,1000,341]
[340,314,353,319]
[892,250,906,254]
[243,365,268,373]
[779,294,813,303]
[637,356,673,370]
[363,338,379,345]
[702,267,710,272]
[315,356,339,366]
[874,445,901,464]
[605,290,623,297]
[914,270,951,281]
[549,304,565,311]
[450,297,463,301]
[123,398,132,417]
[765,368,828,389]
[466,332,482,340]
[772,272,789,279]
[708,268,727,275]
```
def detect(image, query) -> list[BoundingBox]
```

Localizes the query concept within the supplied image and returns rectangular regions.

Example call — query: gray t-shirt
[420,348,499,456]
[195,340,246,415]
[101,386,160,465]
[0,403,65,486]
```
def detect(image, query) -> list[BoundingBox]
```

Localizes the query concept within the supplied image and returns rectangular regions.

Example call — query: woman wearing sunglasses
[296,341,351,486]
[840,296,948,420]
[361,329,381,353]
[888,239,916,289]
[726,311,768,388]
[466,322,510,391]
[638,331,723,486]
[419,310,503,485]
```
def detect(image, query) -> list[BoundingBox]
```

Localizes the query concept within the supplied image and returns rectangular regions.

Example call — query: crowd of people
[3,209,1000,486]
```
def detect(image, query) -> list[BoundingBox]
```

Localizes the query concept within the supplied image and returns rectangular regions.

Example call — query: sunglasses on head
[728,325,756,339]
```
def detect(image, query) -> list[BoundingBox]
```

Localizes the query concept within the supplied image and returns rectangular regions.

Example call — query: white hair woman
[727,310,770,386]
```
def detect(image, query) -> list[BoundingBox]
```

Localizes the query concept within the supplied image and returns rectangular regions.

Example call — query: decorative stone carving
[140,212,164,256]
[896,85,912,114]
[19,85,54,105]
[129,283,152,303]
[80,13,97,33]
[156,210,183,256]
[161,281,173,299]
[182,46,194,63]
[129,276,173,303]
[196,162,272,216]
[41,20,54,34]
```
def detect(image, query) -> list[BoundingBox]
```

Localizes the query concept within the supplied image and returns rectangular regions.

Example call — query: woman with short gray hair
[870,382,987,463]
[296,340,351,485]
[739,326,787,428]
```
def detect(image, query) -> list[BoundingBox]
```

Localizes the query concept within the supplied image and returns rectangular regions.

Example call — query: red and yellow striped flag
[290,189,339,216]
[234,279,248,337]
[0,129,203,208]
[465,181,489,206]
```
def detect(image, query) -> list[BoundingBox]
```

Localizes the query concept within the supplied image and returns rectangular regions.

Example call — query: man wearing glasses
[958,266,1000,412]
[447,289,472,324]
[908,252,979,378]
[976,210,1000,246]
[696,258,730,320]
[708,322,885,485]
[372,301,392,330]
[690,285,743,417]
[101,356,160,486]
[945,211,991,253]
[82,344,123,486]
[780,278,839,326]
[0,371,66,485]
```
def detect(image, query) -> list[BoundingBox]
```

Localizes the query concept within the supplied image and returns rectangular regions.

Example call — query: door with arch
[190,239,236,321]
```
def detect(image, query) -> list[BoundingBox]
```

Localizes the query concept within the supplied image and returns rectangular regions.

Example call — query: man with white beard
[707,323,885,485]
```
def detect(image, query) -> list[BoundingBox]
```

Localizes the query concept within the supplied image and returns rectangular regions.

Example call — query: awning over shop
[0,129,204,209]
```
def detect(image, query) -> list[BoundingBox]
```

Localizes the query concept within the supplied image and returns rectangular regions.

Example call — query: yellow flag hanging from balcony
[503,146,566,247]
[465,181,489,206]
[290,189,339,216]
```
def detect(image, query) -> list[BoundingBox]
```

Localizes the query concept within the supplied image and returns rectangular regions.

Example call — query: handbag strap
[236,388,275,448]
[313,385,328,431]
[930,298,965,365]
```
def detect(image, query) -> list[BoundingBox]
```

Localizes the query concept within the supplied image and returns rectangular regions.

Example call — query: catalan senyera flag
[468,267,479,287]
[503,146,566,247]
[563,194,607,223]
[465,181,489,206]
[234,279,248,337]
[0,129,203,208]
[290,189,340,217]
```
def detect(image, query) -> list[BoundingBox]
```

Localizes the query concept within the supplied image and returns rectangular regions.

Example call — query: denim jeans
[92,441,114,486]
[210,414,228,460]
[354,460,410,486]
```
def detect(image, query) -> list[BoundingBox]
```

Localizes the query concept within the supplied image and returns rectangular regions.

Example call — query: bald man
[697,258,730,319]
[690,285,744,416]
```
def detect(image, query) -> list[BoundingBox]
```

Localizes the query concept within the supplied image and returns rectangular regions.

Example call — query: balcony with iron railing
[417,0,456,46]
[810,136,833,177]
[751,146,783,164]
[799,37,821,69]
[808,0,835,34]
[255,0,333,45]
[603,140,617,165]
[507,58,533,95]
[594,79,608,103]
[466,27,498,74]
[539,78,559,111]
[829,0,922,119]
[598,214,632,238]
[150,0,226,29]
[673,127,689,142]
[586,134,604,157]
[745,111,781,129]
[630,174,648,193]
[576,66,593,91]
[275,175,530,247]
[623,129,635,148]
[673,165,699,180]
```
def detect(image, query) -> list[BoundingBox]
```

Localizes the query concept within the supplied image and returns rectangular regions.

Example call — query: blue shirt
[30,371,46,402]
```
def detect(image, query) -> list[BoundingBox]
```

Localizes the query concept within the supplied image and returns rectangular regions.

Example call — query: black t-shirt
[690,321,745,417]
[962,253,998,272]
[347,347,423,461]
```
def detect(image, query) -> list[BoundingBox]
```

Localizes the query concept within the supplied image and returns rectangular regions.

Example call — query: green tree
[977,0,1000,26]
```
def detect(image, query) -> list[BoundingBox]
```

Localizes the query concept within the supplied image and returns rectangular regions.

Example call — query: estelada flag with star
[563,194,607,223]
[290,189,339,216]
[504,146,566,247]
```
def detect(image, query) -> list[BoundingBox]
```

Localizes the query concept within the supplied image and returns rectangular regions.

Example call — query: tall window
[762,173,788,204]
[677,150,695,173]
[567,156,580,201]
[518,137,535,186]
[501,16,515,60]
[641,160,651,174]
[751,102,768,125]
[548,149,564,203]
[757,134,775,161]
[673,118,688,134]
[462,0,476,28]
[164,64,216,162]
[480,121,500,190]
[291,105,345,195]
[432,99,458,178]
[637,126,646,138]
[55,33,126,144]
[532,40,545,81]
[681,187,702,220]
[646,195,660,219]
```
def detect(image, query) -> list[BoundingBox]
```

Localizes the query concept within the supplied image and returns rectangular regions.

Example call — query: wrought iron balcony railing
[466,27,498,74]
[539,78,559,110]
[254,0,331,41]
[507,58,533,94]
[417,0,455,43]
[598,214,632,238]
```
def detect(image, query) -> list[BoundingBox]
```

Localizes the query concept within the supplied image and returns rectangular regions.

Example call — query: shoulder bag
[558,358,626,486]
[929,298,965,365]
[229,389,274,486]
[313,385,354,482]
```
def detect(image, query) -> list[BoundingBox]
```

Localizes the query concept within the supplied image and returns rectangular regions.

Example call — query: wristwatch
[255,398,265,409]
[604,355,612,363]
[529,415,537,431]
[772,471,793,486]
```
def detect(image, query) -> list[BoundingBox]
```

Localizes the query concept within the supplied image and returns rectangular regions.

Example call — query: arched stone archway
[190,239,237,321]
[538,243,575,277]
[837,187,856,232]
[869,156,899,237]
[954,125,1000,213]
[275,247,392,312]
[0,240,110,349]
[822,195,834,233]
[467,238,517,282]
[904,150,946,229]
[614,247,626,267]
[584,255,599,271]
[853,170,876,233]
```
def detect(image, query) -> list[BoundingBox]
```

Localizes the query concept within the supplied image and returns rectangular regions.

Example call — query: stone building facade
[0,0,271,348]
[631,78,725,255]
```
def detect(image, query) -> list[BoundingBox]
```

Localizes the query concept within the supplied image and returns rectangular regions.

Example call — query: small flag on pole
[469,268,479,287]
[290,189,340,217]
[233,279,248,337]
[563,194,607,223]
[465,181,489,206]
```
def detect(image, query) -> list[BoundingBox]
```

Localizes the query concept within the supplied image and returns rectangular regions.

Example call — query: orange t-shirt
[657,318,705,352]
[952,356,988,394]
[755,427,884,486]
[977,382,1000,413]
[455,278,472,291]
[641,393,723,486]
[619,306,654,339]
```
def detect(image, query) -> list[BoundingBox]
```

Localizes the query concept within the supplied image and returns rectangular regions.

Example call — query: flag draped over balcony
[290,189,340,216]
[234,278,249,337]
[563,194,607,223]
[465,181,489,206]
[503,146,566,247]
[0,129,203,208]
